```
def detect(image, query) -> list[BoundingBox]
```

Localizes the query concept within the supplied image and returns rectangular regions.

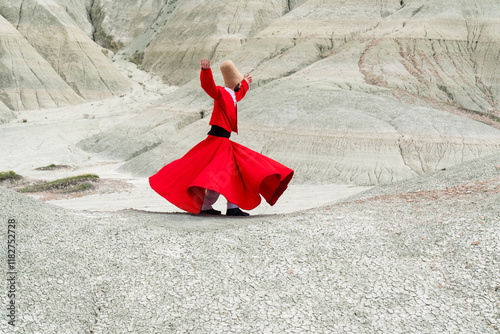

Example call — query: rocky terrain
[0,0,499,332]
[1,152,499,333]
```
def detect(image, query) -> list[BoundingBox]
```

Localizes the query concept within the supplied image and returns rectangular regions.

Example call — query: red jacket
[200,68,249,134]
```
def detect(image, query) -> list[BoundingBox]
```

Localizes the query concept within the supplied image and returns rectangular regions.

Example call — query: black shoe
[199,208,221,215]
[226,208,250,216]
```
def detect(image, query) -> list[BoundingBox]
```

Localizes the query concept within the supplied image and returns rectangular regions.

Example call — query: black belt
[207,125,231,138]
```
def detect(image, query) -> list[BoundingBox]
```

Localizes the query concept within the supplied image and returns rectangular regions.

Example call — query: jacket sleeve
[235,79,249,102]
[200,68,219,100]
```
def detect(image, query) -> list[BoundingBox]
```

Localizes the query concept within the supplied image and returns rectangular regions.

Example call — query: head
[220,60,243,91]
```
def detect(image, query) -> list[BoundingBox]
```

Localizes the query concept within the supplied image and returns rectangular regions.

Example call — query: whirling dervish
[149,58,294,216]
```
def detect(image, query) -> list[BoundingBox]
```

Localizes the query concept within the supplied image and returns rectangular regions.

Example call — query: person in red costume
[149,58,294,216]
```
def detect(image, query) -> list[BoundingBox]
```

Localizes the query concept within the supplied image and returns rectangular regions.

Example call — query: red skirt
[149,135,294,214]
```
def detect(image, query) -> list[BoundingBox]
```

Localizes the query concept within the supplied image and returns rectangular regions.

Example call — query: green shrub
[0,171,22,182]
[19,174,99,193]
[35,164,70,171]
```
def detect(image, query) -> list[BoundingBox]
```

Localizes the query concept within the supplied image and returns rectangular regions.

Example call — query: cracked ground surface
[1,153,499,333]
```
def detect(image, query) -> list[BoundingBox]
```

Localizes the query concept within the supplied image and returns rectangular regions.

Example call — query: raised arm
[200,58,218,100]
[235,74,252,101]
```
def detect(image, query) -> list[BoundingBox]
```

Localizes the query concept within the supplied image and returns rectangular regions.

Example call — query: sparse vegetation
[62,182,94,193]
[90,4,124,52]
[0,171,22,182]
[101,48,110,57]
[19,174,99,193]
[35,164,71,171]
[128,51,145,66]
[107,40,124,52]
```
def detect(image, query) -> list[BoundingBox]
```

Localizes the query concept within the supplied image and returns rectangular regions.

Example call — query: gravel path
[1,154,499,333]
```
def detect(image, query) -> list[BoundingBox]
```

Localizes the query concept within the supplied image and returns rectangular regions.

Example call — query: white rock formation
[0,14,85,111]
[54,0,95,37]
[0,99,15,123]
[212,0,500,115]
[89,0,170,51]
[140,0,295,85]
[359,0,500,114]
[0,0,131,104]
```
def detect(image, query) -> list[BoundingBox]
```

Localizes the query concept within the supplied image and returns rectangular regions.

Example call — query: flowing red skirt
[149,135,294,214]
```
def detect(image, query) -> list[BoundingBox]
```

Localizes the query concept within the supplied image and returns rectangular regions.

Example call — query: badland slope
[0,0,130,113]
[1,0,500,185]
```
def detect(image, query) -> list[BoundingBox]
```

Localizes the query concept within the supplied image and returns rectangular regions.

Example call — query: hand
[200,58,211,70]
[243,74,253,84]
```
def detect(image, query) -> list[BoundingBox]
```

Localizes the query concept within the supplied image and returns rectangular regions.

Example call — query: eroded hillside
[1,0,500,186]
